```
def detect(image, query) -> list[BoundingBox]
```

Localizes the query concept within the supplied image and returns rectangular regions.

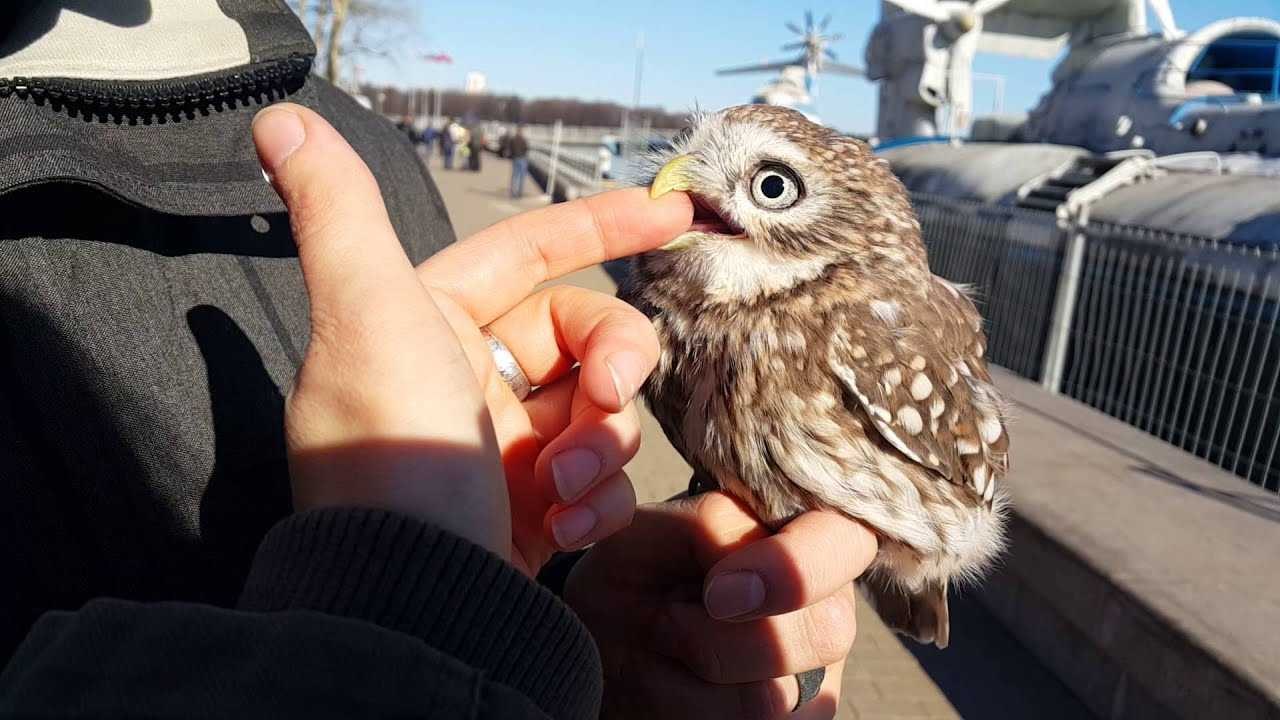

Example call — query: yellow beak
[649,155,694,200]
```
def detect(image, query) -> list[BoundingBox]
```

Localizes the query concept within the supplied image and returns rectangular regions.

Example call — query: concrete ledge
[981,368,1280,720]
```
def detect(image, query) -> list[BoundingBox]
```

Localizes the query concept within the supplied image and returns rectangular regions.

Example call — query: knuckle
[737,680,793,720]
[608,307,659,351]
[693,490,741,525]
[614,414,642,458]
[804,594,858,666]
[286,184,344,236]
[289,165,380,236]
[687,636,728,684]
[596,473,638,529]
[306,305,344,349]
[533,285,563,312]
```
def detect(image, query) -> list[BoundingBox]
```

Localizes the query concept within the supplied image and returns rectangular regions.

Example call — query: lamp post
[621,32,645,157]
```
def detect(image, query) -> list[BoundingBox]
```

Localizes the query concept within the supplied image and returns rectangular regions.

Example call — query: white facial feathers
[655,111,837,256]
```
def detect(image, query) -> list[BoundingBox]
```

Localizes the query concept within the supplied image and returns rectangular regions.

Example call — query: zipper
[0,54,312,115]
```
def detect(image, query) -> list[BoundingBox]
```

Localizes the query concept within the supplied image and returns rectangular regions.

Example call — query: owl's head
[639,105,925,299]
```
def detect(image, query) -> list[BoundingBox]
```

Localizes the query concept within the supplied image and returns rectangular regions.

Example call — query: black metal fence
[911,193,1280,492]
[911,195,1063,381]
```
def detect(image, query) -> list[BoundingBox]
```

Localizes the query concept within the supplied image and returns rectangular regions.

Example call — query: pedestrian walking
[439,117,456,169]
[467,126,484,172]
[509,125,530,199]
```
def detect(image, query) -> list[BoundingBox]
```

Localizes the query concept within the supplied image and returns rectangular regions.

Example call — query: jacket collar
[0,1,317,218]
[0,0,314,81]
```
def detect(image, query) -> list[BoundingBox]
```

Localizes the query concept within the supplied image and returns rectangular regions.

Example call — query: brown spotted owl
[619,105,1010,648]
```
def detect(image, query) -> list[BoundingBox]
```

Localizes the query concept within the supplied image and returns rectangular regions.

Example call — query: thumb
[256,104,511,557]
[253,103,422,338]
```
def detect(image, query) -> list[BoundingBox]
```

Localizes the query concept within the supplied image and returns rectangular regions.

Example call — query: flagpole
[420,51,454,134]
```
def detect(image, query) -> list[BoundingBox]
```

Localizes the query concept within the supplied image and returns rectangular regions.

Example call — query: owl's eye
[749,164,802,210]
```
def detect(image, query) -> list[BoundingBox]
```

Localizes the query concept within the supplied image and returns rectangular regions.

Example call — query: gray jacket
[0,3,600,719]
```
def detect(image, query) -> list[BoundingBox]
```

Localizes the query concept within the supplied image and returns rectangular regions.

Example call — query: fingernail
[605,350,647,407]
[253,107,306,173]
[551,506,598,548]
[552,448,602,501]
[704,571,766,620]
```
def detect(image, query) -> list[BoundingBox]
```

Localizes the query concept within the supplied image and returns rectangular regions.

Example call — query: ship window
[1187,32,1280,98]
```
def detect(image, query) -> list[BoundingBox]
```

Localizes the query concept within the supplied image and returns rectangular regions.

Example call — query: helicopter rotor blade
[972,0,1015,16]
[781,41,807,51]
[805,10,814,32]
[824,62,866,78]
[820,14,832,31]
[883,0,950,23]
[785,21,803,35]
[716,59,805,76]
[824,48,838,61]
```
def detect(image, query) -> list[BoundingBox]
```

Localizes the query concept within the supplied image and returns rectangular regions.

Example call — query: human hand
[564,491,878,719]
[253,104,693,575]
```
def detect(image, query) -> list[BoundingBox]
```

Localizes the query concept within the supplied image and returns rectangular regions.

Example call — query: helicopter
[868,0,1280,155]
[716,11,865,124]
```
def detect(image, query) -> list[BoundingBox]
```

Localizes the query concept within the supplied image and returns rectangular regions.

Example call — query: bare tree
[314,0,416,86]
[288,0,412,85]
[311,0,331,77]
[324,0,352,84]
[283,0,330,75]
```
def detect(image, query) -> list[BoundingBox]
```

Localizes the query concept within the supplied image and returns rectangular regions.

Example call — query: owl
[619,105,1010,648]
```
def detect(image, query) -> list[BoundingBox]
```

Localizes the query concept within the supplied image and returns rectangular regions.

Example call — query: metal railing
[527,139,608,201]
[503,120,610,202]
[912,196,1064,381]
[911,193,1280,492]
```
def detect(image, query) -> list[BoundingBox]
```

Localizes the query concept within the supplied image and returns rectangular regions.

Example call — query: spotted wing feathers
[829,278,1009,504]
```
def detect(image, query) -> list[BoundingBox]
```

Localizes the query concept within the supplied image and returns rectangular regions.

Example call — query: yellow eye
[750,164,802,210]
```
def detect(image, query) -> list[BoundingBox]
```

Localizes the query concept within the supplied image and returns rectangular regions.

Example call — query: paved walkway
[426,151,1090,720]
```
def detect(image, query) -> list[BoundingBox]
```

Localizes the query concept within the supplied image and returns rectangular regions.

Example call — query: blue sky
[364,1,1280,134]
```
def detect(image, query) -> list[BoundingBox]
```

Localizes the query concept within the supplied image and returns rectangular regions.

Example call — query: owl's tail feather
[861,577,950,649]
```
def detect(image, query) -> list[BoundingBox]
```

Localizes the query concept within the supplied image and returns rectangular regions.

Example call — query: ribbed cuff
[239,508,602,720]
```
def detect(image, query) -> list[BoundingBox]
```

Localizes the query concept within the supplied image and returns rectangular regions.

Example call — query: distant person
[497,127,512,159]
[448,119,469,170]
[395,115,419,146]
[421,123,438,160]
[467,126,484,172]
[509,125,530,199]
[439,117,457,169]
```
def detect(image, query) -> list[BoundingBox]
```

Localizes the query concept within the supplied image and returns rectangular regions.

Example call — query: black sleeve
[0,509,602,720]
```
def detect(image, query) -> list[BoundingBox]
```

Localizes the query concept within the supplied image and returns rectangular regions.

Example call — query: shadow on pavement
[899,591,1097,720]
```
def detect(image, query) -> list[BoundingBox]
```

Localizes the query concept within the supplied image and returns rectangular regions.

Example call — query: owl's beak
[649,155,694,200]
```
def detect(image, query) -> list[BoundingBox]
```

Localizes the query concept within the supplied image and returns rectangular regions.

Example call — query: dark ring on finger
[794,667,825,710]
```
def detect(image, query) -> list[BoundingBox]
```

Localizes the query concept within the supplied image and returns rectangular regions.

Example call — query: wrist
[288,447,511,558]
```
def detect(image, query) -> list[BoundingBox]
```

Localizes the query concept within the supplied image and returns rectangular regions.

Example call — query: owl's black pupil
[761,174,786,199]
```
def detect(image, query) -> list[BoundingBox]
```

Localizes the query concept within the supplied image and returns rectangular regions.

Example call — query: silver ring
[481,327,532,401]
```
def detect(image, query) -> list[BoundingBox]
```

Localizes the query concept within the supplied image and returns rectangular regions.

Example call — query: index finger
[418,188,693,323]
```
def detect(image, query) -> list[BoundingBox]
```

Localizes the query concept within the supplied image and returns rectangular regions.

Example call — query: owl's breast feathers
[627,260,1010,535]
